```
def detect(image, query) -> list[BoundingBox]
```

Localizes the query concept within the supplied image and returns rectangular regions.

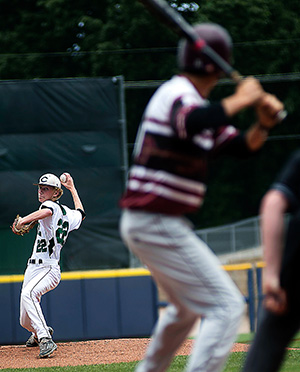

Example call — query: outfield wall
[0,268,158,345]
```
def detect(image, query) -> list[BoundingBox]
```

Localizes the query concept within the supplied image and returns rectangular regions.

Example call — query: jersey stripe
[130,165,206,194]
[143,120,175,136]
[127,179,204,207]
[215,126,237,147]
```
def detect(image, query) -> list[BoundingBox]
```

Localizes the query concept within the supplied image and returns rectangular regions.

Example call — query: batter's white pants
[20,263,60,341]
[120,210,245,372]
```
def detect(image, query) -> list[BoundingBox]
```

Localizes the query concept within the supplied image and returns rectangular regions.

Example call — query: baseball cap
[35,173,61,189]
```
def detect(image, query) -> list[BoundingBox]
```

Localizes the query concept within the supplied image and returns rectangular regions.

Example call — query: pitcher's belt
[28,258,59,265]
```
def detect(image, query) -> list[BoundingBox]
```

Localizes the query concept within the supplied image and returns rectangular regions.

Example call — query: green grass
[2,333,300,372]
[235,332,255,344]
[3,353,300,372]
[235,331,300,348]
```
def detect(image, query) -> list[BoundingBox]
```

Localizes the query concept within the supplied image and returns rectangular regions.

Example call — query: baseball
[60,173,67,183]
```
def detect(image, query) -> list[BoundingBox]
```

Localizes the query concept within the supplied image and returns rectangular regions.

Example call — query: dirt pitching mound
[0,338,250,369]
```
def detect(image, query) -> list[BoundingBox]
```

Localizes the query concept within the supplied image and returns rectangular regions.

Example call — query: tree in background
[3,0,298,80]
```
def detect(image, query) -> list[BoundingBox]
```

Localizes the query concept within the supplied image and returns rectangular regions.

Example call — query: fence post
[247,266,256,332]
[255,261,265,325]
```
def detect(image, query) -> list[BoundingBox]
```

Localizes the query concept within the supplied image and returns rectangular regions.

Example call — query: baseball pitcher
[11,173,86,358]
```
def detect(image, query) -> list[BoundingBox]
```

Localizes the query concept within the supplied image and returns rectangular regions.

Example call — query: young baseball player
[11,173,85,358]
[242,149,300,372]
[119,23,285,372]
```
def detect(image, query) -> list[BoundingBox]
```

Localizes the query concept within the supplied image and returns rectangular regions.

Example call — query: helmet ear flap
[192,54,205,71]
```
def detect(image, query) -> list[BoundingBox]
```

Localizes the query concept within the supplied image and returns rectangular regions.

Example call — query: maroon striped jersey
[120,75,241,215]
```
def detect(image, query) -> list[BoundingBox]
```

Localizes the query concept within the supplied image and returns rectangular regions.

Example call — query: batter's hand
[256,93,285,129]
[222,77,264,116]
[263,280,287,315]
[235,77,265,107]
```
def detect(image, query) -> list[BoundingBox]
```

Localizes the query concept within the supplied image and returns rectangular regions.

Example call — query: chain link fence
[195,216,261,256]
[130,216,262,267]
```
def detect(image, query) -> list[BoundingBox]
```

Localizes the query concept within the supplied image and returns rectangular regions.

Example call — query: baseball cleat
[25,334,39,347]
[25,327,54,347]
[39,338,57,358]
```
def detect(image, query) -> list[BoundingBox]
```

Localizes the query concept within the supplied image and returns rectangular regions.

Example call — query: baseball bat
[138,0,287,121]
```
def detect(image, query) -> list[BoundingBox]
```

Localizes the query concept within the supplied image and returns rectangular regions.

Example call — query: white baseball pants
[20,263,60,341]
[120,209,245,372]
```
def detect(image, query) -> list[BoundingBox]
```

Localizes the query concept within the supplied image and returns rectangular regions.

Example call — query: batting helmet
[177,23,233,75]
[35,173,63,201]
